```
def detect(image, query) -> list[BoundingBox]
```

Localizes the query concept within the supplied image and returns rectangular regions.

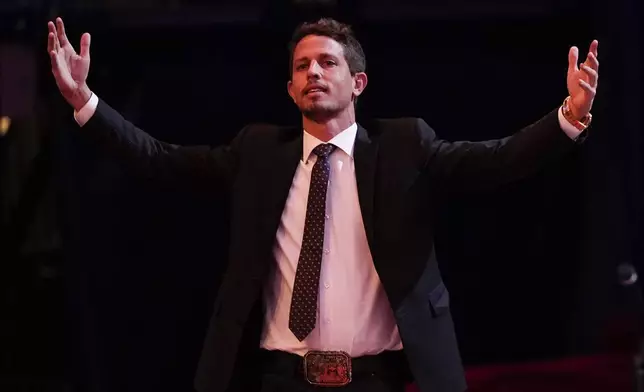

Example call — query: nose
[307,60,322,79]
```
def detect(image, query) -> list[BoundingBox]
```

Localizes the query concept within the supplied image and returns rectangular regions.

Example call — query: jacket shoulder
[362,117,429,145]
[243,122,300,140]
[230,123,300,154]
[363,117,420,132]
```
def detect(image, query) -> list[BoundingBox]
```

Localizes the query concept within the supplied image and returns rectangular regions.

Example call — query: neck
[302,109,355,142]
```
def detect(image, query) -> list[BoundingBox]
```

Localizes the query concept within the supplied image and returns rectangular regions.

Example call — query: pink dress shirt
[259,124,404,357]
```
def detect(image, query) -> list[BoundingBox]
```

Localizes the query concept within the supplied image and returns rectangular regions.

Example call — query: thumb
[80,33,91,59]
[568,46,579,74]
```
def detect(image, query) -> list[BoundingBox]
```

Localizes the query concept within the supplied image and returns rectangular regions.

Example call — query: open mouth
[305,86,327,95]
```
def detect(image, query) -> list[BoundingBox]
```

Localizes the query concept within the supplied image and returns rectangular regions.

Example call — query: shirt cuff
[73,93,99,127]
[557,106,583,140]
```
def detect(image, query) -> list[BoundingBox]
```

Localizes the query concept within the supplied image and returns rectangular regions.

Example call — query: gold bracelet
[562,96,592,131]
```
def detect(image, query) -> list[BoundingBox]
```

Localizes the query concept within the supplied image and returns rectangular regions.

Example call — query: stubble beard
[300,98,347,123]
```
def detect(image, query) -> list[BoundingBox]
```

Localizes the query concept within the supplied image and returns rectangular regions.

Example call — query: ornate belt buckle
[303,350,352,387]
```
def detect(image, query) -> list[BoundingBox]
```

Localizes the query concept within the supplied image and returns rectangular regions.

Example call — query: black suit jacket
[82,99,583,392]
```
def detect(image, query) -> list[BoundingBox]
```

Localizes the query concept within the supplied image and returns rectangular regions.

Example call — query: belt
[261,349,409,387]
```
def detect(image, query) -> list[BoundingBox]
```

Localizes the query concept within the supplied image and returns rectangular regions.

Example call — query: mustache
[303,83,328,93]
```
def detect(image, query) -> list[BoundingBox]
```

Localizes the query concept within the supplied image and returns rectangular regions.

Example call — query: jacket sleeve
[81,98,247,191]
[418,108,585,192]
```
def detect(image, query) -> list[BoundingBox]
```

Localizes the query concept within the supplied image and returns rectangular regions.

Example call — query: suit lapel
[261,125,378,265]
[354,125,378,249]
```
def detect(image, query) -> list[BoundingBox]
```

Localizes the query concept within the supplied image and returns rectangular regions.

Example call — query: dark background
[0,0,642,391]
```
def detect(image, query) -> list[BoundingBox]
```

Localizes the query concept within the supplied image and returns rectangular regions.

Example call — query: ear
[287,80,296,102]
[352,72,368,98]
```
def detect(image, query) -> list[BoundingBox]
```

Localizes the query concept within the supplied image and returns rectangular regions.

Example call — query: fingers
[80,33,91,59]
[589,39,599,58]
[578,79,596,95]
[581,64,598,87]
[47,22,59,52]
[47,32,56,53]
[49,48,61,74]
[585,51,599,71]
[568,46,579,73]
[569,41,599,90]
[47,20,63,77]
[581,40,599,87]
[582,40,599,71]
[56,17,69,47]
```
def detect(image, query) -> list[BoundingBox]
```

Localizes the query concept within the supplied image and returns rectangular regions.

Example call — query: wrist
[562,96,592,131]
[69,84,93,112]
[568,104,585,122]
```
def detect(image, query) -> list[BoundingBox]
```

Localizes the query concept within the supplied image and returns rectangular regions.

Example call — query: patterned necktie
[288,143,337,341]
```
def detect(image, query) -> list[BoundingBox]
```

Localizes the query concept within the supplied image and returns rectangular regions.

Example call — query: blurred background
[0,0,642,391]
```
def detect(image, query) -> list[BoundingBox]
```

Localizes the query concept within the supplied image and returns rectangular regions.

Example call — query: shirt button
[325,214,330,220]
[325,318,331,324]
[324,283,330,289]
[323,249,330,254]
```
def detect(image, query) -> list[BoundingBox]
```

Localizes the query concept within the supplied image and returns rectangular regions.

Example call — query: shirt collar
[302,123,358,162]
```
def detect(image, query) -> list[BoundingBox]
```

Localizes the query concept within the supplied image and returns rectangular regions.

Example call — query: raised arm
[421,40,599,192]
[47,17,241,189]
[418,110,573,192]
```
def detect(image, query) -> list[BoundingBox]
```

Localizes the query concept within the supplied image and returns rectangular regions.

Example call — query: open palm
[566,40,599,119]
[47,18,91,108]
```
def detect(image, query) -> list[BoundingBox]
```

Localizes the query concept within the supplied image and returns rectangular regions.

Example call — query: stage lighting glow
[0,116,10,136]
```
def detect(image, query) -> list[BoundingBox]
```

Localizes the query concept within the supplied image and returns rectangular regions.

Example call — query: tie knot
[312,143,336,159]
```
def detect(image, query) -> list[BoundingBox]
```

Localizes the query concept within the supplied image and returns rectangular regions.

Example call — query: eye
[296,63,308,71]
[324,60,337,67]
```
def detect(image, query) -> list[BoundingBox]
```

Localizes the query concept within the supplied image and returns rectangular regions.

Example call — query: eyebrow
[294,53,338,63]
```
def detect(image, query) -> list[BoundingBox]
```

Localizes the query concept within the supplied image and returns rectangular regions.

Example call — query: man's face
[288,35,366,121]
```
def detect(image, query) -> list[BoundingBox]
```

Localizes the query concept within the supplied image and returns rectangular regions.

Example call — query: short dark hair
[288,18,366,79]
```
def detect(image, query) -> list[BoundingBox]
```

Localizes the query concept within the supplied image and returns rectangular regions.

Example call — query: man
[47,16,599,392]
